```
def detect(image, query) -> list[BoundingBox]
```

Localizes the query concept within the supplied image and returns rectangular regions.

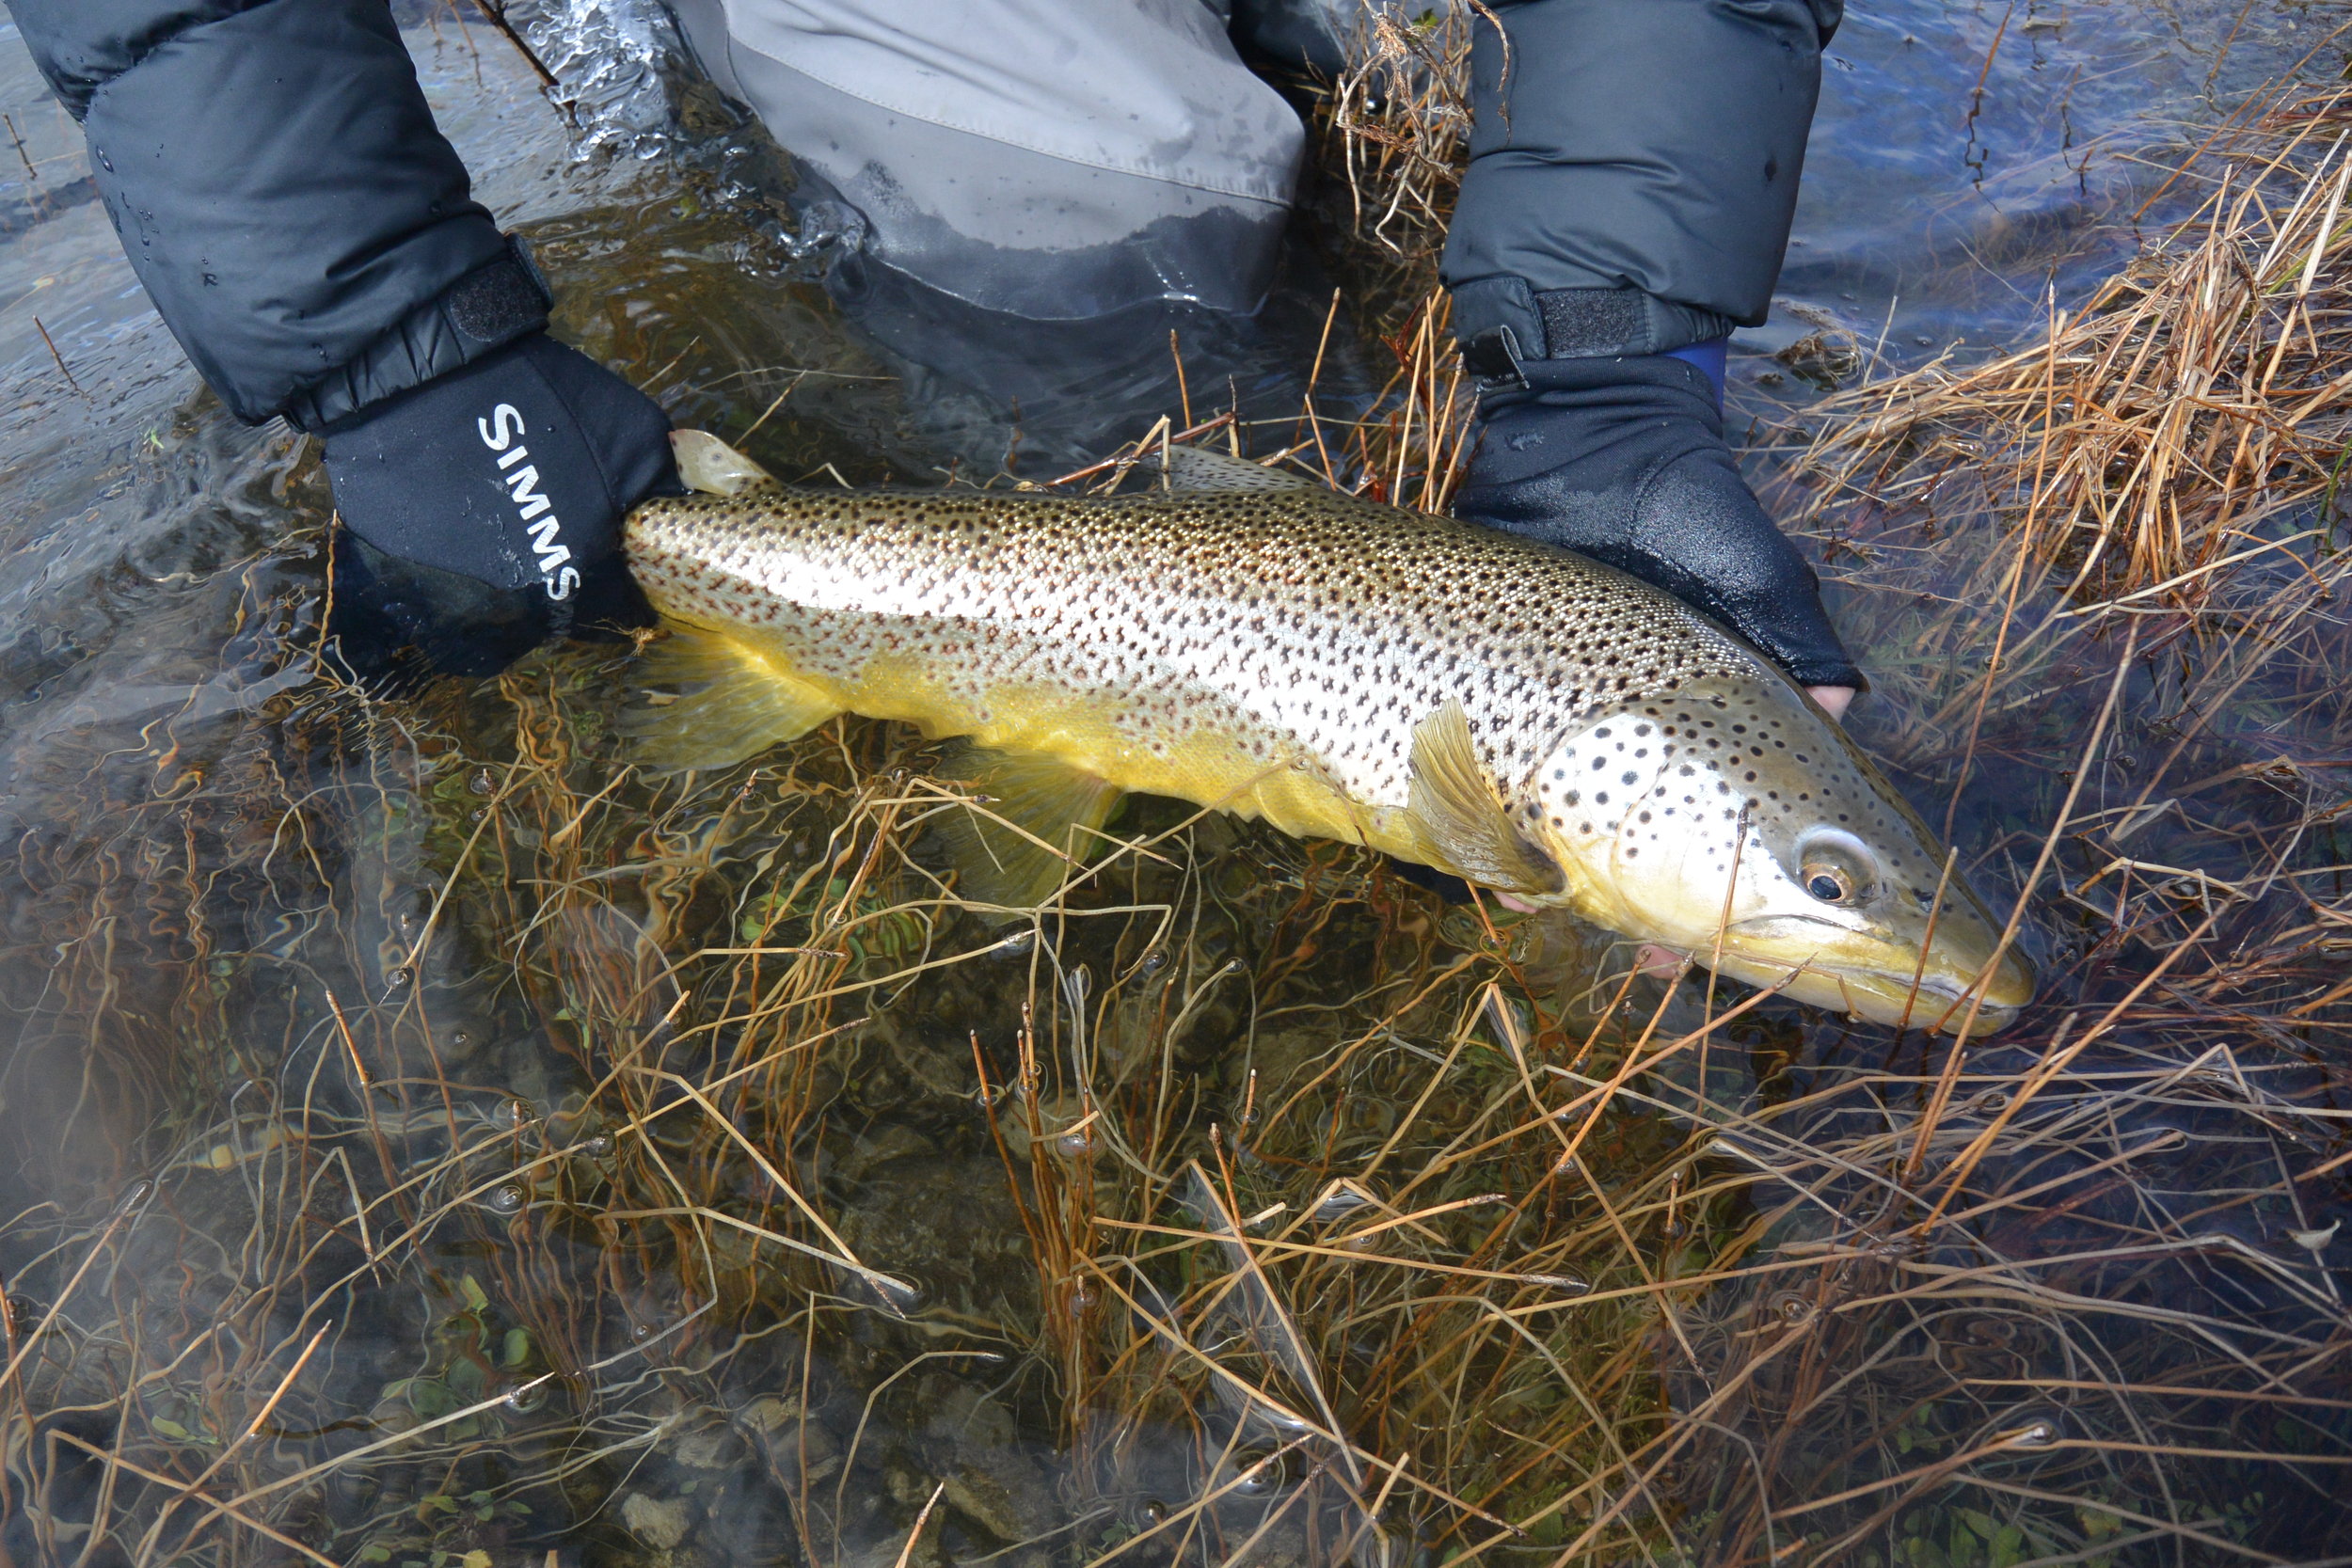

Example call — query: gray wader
[666,0,1314,324]
[661,1,1835,350]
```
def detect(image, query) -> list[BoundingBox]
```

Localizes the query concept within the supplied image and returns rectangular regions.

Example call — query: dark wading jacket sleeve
[6,0,548,430]
[1441,0,1842,361]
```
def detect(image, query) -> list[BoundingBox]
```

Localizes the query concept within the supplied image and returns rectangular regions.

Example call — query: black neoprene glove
[1453,353,1863,694]
[322,332,677,673]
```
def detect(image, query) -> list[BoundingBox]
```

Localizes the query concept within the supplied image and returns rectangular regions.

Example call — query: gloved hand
[321,333,677,674]
[1452,348,1863,708]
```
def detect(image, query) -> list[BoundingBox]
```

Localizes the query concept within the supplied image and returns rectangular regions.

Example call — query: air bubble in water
[1314,1187,1372,1221]
[1228,1449,1283,1496]
[870,1275,925,1314]
[2010,1414,2060,1449]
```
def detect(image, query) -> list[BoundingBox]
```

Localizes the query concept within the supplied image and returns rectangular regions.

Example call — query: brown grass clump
[1316,6,1472,292]
[1789,78,2352,603]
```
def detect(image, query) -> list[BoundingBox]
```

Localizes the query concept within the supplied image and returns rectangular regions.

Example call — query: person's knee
[675,0,1306,323]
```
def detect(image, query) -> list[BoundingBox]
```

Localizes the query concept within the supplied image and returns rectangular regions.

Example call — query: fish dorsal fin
[622,626,841,771]
[1406,700,1565,896]
[933,747,1123,911]
[672,430,780,496]
[1150,444,1322,494]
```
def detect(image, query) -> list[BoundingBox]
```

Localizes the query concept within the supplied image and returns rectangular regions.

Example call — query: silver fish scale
[626,485,1758,806]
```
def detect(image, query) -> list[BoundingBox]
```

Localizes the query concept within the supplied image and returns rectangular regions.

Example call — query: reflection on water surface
[0,4,2347,1565]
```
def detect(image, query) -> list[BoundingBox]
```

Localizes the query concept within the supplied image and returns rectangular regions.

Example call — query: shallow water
[0,4,2346,1566]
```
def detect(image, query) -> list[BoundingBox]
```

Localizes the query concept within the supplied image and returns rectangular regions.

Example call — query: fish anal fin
[934,748,1122,911]
[1406,700,1565,897]
[1152,444,1322,494]
[672,430,780,496]
[623,626,840,771]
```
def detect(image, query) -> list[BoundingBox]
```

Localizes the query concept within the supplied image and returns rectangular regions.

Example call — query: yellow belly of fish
[703,623,1417,861]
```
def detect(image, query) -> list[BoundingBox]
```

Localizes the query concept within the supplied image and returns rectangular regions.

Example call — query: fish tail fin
[623,626,840,772]
[671,431,780,496]
[933,748,1122,912]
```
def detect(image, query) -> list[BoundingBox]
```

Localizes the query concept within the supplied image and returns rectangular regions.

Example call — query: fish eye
[1796,829,1878,906]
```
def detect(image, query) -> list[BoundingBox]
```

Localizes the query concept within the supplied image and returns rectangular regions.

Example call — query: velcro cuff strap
[1533,287,1740,360]
[284,236,554,433]
[447,245,552,343]
[1452,278,1741,386]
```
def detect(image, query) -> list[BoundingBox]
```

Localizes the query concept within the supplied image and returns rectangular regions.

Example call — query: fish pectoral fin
[1150,444,1323,494]
[671,430,780,496]
[1406,700,1565,897]
[933,748,1123,911]
[622,626,840,772]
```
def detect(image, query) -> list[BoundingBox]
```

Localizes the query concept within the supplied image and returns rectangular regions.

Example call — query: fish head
[1522,674,2034,1035]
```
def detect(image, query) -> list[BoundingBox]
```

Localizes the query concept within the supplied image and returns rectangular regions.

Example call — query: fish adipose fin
[1150,444,1322,494]
[1406,701,1565,897]
[623,626,841,771]
[934,747,1123,911]
[671,430,780,496]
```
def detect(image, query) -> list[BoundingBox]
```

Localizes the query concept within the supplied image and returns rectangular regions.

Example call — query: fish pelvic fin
[623,625,840,772]
[671,430,780,496]
[1149,444,1323,494]
[1406,700,1565,898]
[933,747,1123,913]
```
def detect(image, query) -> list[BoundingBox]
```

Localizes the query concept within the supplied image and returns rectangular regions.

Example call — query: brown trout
[622,432,2034,1034]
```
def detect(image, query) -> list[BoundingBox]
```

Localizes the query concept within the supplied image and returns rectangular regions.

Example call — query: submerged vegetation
[1,8,2349,1568]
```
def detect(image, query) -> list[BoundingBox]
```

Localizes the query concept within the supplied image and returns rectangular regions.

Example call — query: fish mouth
[1831,967,2029,1036]
[1760,960,2028,1036]
[1701,920,2037,1036]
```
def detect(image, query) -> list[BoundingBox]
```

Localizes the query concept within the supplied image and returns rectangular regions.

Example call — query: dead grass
[1787,77,2352,603]
[1,26,2350,1568]
[4,645,2347,1564]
